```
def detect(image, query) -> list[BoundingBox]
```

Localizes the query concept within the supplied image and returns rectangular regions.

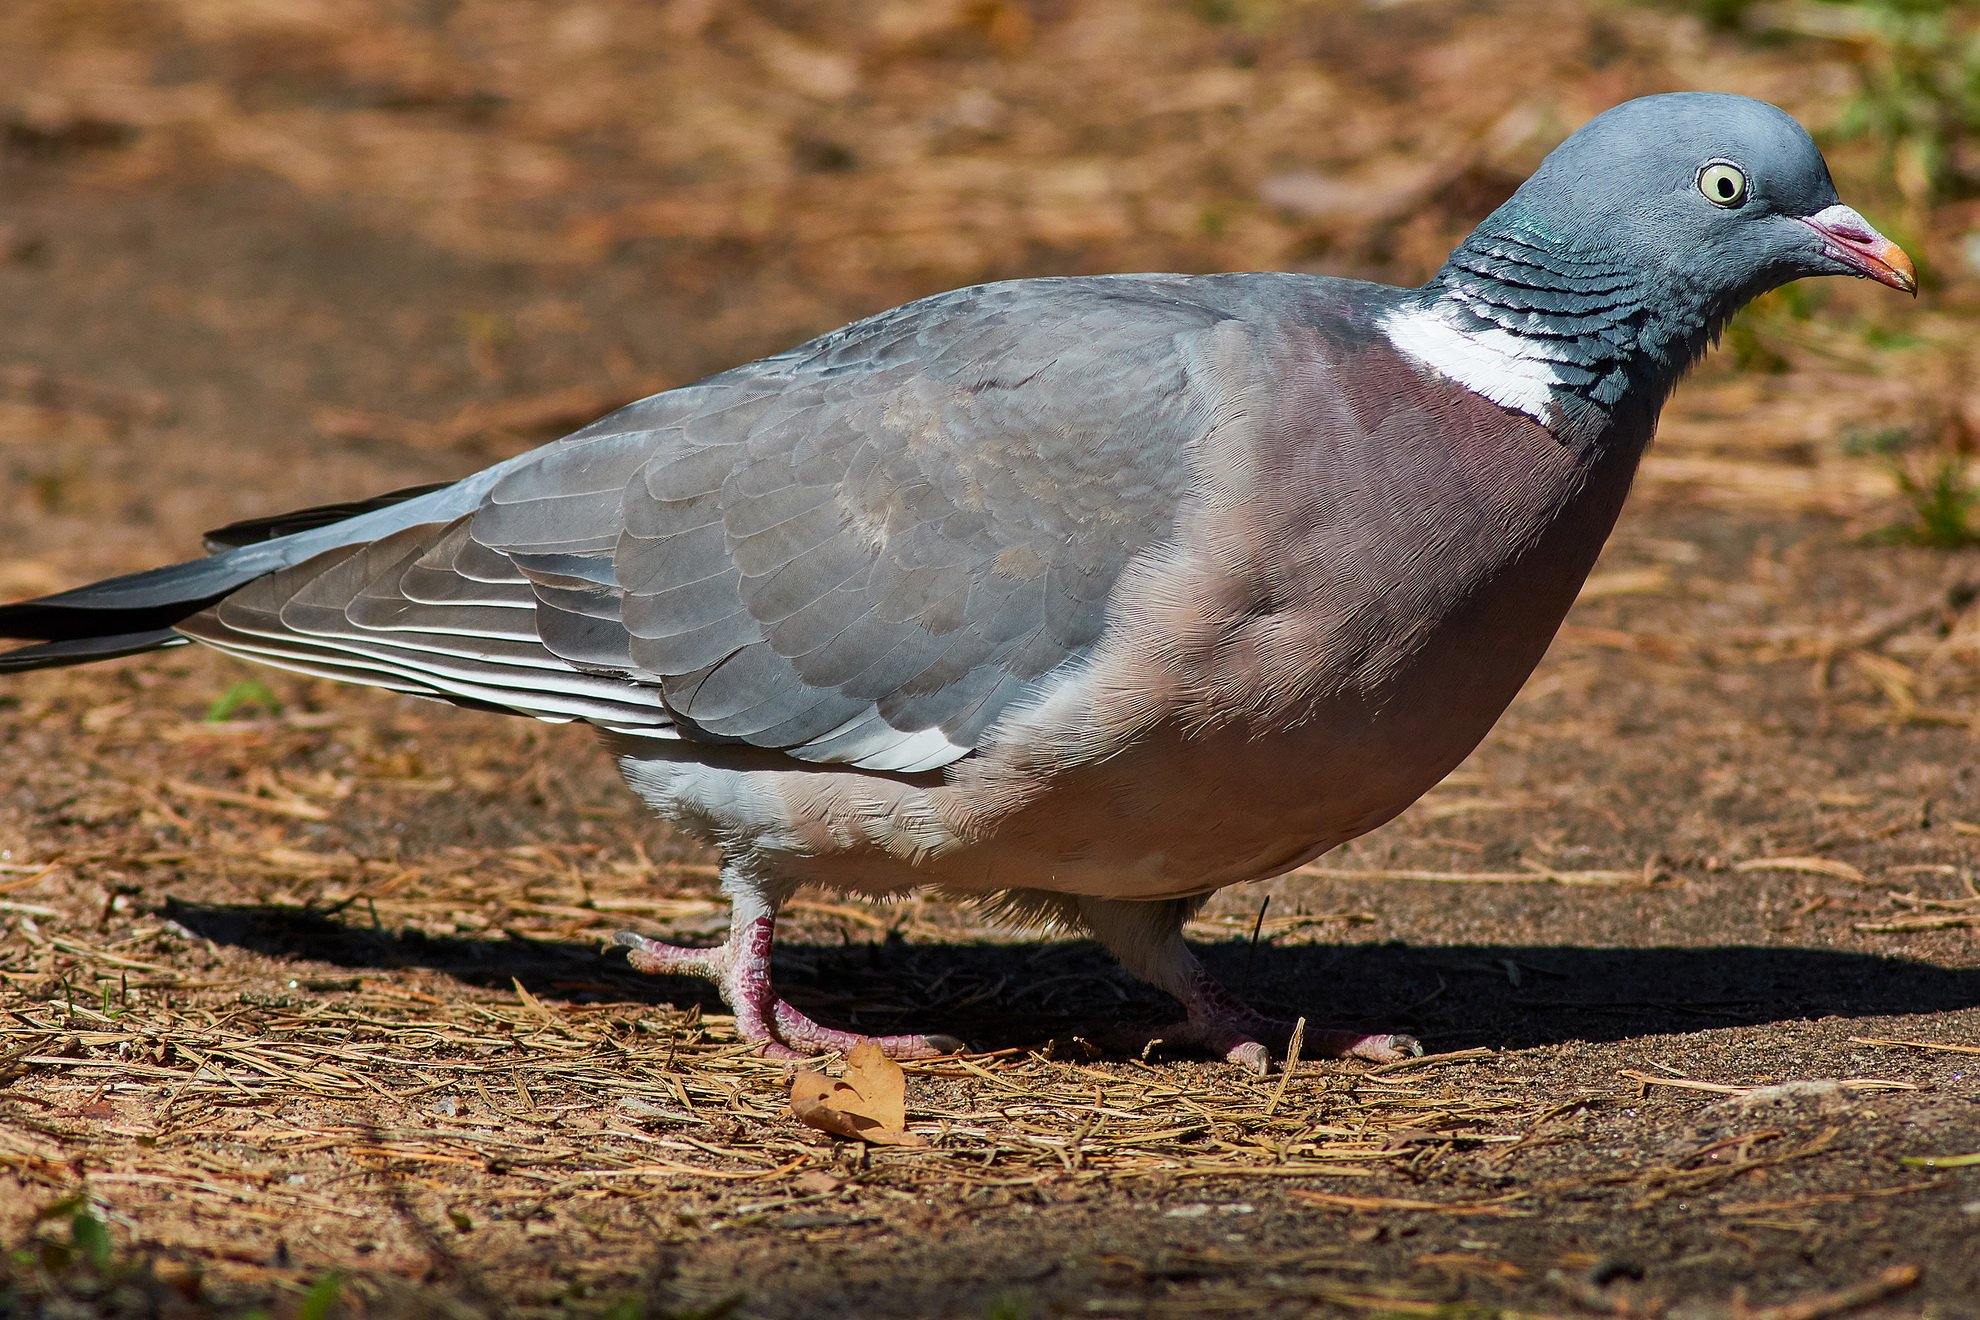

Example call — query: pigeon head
[1508,92,1913,304]
[1421,92,1913,417]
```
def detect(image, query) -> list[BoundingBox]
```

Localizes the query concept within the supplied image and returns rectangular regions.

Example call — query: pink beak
[1800,204,1917,295]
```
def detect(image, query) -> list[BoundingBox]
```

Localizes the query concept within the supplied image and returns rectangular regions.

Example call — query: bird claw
[611,929,726,979]
[1132,1005,1423,1075]
[615,926,1404,1072]
[612,928,965,1061]
[1335,1032,1425,1065]
[1228,1039,1274,1077]
[1124,969,1417,1076]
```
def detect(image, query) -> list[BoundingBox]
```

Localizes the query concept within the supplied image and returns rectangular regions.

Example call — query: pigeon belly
[630,365,1652,905]
[910,424,1644,900]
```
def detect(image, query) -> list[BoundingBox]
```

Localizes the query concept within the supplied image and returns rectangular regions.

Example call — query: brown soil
[2,3,1977,1317]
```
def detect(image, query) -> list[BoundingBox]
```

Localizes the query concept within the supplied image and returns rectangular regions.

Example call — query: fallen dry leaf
[789,1042,926,1147]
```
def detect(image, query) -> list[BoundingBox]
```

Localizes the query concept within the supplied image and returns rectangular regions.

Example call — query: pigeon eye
[1698,161,1747,208]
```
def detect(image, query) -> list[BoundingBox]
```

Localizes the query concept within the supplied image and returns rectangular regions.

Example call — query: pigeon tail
[0,473,495,672]
[0,558,236,672]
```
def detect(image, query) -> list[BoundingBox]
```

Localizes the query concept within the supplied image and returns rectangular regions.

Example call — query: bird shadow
[162,897,1980,1055]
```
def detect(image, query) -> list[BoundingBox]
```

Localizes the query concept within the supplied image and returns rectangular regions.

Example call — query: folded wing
[180,276,1233,772]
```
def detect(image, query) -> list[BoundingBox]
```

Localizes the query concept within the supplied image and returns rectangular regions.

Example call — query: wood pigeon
[0,93,1916,1072]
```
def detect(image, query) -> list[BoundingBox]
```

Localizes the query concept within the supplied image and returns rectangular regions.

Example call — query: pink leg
[613,902,962,1061]
[1079,896,1422,1075]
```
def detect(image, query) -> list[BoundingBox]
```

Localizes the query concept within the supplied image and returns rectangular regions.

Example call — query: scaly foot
[613,924,963,1060]
[1136,967,1422,1075]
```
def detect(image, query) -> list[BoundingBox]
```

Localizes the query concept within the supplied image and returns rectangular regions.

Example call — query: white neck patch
[1379,302,1566,426]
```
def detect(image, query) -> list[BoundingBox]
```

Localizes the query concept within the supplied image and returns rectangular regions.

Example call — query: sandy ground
[2,2,1977,1316]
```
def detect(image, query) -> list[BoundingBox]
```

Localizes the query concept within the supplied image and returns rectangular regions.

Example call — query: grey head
[1417,92,1914,422]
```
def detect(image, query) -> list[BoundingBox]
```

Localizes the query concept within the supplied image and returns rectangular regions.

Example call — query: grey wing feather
[501,276,1227,769]
[181,275,1240,771]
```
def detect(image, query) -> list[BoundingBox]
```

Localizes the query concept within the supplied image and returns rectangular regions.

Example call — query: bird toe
[917,1033,969,1057]
[1356,1033,1424,1064]
[1226,1040,1274,1076]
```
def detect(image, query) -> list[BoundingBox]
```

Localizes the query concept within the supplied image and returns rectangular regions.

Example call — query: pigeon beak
[1800,204,1917,295]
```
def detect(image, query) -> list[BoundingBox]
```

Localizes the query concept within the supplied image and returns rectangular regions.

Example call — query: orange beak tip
[1801,205,1917,296]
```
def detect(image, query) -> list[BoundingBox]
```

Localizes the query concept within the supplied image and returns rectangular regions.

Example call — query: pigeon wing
[188,276,1236,772]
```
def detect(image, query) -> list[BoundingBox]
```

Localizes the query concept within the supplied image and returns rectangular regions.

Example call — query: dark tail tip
[0,629,188,672]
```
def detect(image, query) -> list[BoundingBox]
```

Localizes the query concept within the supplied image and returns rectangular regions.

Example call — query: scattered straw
[1732,856,1869,884]
[1732,1264,1921,1320]
[1367,1047,1494,1078]
[1620,1072,1920,1096]
[1264,1017,1305,1117]
[1718,1182,1940,1219]
[1847,1036,1980,1057]
[1286,1190,1531,1216]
